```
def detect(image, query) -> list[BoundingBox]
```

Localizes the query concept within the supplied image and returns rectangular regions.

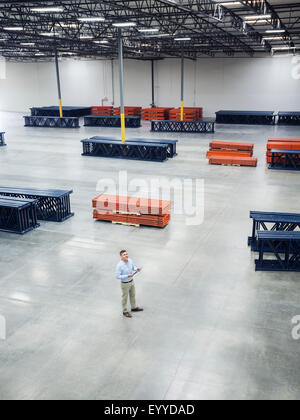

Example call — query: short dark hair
[120,250,127,256]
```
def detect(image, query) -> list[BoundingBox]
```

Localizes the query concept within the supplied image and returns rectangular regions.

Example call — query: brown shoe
[123,312,132,318]
[131,307,144,312]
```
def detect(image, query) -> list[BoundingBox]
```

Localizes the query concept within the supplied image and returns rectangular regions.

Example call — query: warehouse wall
[0,55,299,116]
[0,62,40,112]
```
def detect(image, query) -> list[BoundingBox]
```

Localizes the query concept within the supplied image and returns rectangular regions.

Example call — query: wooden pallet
[112,221,140,227]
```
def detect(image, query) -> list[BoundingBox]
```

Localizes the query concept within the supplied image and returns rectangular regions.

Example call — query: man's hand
[128,274,134,278]
[137,268,142,272]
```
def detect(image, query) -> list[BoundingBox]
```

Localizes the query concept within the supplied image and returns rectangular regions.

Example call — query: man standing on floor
[116,250,144,318]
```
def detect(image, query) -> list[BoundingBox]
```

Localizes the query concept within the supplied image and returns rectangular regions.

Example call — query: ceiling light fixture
[138,28,159,33]
[272,46,296,51]
[31,7,64,13]
[4,27,23,31]
[174,37,191,41]
[112,22,137,28]
[244,14,271,20]
[40,32,57,37]
[266,29,286,34]
[78,17,105,22]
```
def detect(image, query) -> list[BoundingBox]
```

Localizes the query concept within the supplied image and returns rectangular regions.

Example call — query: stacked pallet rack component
[84,115,141,128]
[114,107,142,117]
[92,194,171,228]
[0,196,40,234]
[91,106,114,116]
[248,210,300,252]
[248,211,300,271]
[24,116,80,129]
[277,112,300,126]
[0,187,74,222]
[81,138,169,162]
[90,136,178,159]
[142,108,173,121]
[169,107,203,121]
[270,149,300,170]
[210,141,254,154]
[216,110,276,125]
[184,107,203,119]
[207,141,257,167]
[151,119,215,133]
[30,106,91,117]
[206,150,252,158]
[255,231,300,272]
[0,132,6,147]
[209,156,258,167]
[266,138,300,170]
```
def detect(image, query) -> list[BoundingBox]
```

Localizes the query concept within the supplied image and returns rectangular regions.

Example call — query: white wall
[0,56,299,116]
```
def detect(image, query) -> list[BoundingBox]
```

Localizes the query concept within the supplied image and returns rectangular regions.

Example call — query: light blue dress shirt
[116,259,137,283]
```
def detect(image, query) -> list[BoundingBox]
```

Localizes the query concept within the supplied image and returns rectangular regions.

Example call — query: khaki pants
[121,281,137,313]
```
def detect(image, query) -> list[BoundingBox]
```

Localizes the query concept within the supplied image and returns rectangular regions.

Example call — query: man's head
[120,250,129,262]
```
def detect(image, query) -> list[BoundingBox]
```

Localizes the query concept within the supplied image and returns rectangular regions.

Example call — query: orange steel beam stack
[169,107,203,121]
[266,138,300,164]
[183,107,203,119]
[207,141,257,167]
[92,194,171,228]
[206,150,252,158]
[91,106,114,116]
[210,141,254,154]
[142,107,173,120]
[114,107,142,117]
[209,156,258,167]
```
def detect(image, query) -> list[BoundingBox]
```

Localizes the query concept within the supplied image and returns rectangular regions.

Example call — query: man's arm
[132,261,141,273]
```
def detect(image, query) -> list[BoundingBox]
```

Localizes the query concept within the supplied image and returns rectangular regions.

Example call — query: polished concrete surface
[0,111,300,400]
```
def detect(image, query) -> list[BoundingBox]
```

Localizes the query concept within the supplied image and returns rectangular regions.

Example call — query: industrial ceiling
[0,0,299,61]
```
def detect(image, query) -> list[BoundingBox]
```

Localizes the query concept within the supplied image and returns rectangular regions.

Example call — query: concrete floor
[0,111,300,400]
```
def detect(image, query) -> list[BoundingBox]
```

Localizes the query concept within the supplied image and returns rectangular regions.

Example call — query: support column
[55,50,63,118]
[118,29,126,142]
[181,46,184,121]
[151,60,155,108]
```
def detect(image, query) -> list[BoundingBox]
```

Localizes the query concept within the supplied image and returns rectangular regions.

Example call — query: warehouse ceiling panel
[0,0,299,61]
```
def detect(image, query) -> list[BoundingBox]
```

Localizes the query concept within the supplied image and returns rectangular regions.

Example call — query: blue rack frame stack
[255,231,300,272]
[278,112,300,126]
[84,115,141,128]
[0,196,40,234]
[249,211,300,271]
[248,211,300,252]
[81,138,171,162]
[151,119,215,133]
[269,149,300,171]
[0,132,6,147]
[216,110,276,125]
[24,115,80,128]
[90,136,178,159]
[30,106,91,118]
[0,187,74,222]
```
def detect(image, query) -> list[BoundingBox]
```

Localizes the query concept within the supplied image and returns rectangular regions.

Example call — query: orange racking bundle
[92,194,171,228]
[266,138,300,164]
[91,106,114,116]
[209,141,254,154]
[169,107,203,121]
[207,141,257,167]
[206,150,252,158]
[113,107,142,117]
[209,156,258,167]
[142,108,173,120]
[184,107,203,119]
